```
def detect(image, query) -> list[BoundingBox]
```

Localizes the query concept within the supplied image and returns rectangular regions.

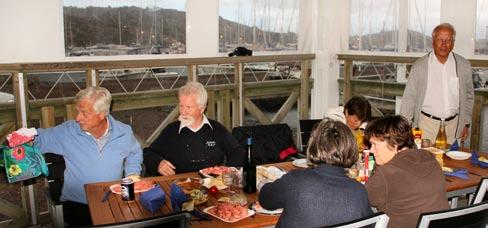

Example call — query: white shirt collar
[178,115,213,133]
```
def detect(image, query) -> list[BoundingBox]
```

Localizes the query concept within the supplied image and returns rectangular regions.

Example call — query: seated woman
[364,115,449,228]
[258,119,373,228]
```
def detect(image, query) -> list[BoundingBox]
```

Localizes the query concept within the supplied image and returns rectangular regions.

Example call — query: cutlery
[101,189,111,202]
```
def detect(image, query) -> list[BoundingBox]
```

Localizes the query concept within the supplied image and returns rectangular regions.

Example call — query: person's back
[262,165,371,227]
[258,119,372,228]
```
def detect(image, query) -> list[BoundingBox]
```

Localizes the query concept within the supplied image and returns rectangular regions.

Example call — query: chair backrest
[232,123,297,165]
[329,212,389,228]
[92,212,191,228]
[299,119,321,153]
[44,153,66,203]
[471,177,488,205]
[416,201,488,228]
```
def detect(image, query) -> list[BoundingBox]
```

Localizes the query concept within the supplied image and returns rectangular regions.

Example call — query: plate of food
[446,151,472,160]
[109,180,155,194]
[199,166,238,178]
[203,202,254,223]
[173,177,203,193]
[250,202,283,215]
[257,166,286,183]
[203,177,227,190]
[292,158,310,168]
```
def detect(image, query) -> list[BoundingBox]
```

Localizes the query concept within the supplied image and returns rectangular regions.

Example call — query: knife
[101,189,111,202]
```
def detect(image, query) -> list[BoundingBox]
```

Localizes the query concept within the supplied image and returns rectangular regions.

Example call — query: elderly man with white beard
[143,81,245,176]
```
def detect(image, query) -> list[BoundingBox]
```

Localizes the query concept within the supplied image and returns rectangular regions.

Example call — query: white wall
[441,0,477,58]
[0,0,65,63]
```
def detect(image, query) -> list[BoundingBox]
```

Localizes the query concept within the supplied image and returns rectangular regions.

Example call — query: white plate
[250,202,283,215]
[256,166,286,182]
[109,181,155,194]
[445,151,472,160]
[202,178,228,190]
[199,166,238,178]
[292,158,309,168]
[203,206,255,223]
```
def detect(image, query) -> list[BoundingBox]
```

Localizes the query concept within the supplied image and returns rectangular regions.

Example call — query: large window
[476,0,488,55]
[63,0,186,57]
[407,0,440,52]
[219,0,298,53]
[349,0,399,52]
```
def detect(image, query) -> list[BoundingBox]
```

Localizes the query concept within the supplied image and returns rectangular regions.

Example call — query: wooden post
[222,89,232,130]
[471,94,483,151]
[86,69,98,87]
[65,104,77,121]
[12,72,29,129]
[187,65,196,82]
[299,60,311,119]
[40,106,55,128]
[207,90,216,119]
[343,60,353,102]
[234,63,244,127]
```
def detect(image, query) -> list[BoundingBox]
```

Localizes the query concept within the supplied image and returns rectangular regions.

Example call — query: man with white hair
[33,86,143,226]
[143,81,245,176]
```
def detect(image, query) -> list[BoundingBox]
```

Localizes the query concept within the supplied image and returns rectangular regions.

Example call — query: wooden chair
[91,212,191,228]
[329,212,389,228]
[43,153,66,228]
[298,119,321,154]
[416,201,488,228]
[471,177,488,205]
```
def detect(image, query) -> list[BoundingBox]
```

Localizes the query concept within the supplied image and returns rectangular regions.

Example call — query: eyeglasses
[434,38,454,44]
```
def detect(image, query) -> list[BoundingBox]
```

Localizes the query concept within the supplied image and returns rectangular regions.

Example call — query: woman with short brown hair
[364,115,449,228]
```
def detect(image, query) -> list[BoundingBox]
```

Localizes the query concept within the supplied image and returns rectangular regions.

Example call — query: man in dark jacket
[143,82,245,176]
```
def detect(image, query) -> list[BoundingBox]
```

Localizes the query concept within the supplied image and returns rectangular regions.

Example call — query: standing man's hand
[157,159,176,176]
[460,125,469,144]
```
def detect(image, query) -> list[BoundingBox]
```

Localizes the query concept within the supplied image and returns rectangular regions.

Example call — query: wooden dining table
[85,155,488,227]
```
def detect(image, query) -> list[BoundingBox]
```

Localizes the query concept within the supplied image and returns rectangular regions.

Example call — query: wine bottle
[435,119,447,150]
[243,131,257,193]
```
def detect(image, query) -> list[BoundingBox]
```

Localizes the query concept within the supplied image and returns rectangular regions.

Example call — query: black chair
[232,123,298,165]
[328,212,389,228]
[91,212,191,228]
[299,119,321,154]
[416,201,488,228]
[471,177,488,205]
[43,153,66,228]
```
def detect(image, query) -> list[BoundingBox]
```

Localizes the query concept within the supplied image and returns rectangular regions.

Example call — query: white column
[396,0,409,114]
[186,0,219,57]
[441,0,477,58]
[304,0,350,119]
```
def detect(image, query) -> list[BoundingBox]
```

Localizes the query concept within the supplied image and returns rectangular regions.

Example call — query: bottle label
[246,137,252,146]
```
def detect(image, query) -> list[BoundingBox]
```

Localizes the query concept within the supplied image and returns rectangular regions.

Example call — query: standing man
[34,87,143,226]
[143,81,245,176]
[400,23,474,145]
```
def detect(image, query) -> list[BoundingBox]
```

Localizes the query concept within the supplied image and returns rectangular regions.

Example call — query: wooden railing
[338,54,488,151]
[0,54,315,226]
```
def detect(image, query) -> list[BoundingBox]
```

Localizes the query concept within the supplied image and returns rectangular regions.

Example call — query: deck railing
[338,54,488,151]
[0,54,314,226]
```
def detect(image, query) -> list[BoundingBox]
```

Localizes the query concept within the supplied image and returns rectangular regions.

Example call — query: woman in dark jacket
[258,119,372,228]
[364,115,449,228]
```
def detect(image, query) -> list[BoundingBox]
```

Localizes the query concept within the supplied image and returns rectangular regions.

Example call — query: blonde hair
[178,81,207,109]
[75,87,112,114]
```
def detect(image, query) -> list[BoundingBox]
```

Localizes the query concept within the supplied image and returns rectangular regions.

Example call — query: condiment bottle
[412,127,422,149]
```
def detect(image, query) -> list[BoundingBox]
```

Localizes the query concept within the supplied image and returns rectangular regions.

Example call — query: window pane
[476,0,488,55]
[407,0,440,52]
[350,0,399,52]
[219,0,298,53]
[63,0,186,57]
